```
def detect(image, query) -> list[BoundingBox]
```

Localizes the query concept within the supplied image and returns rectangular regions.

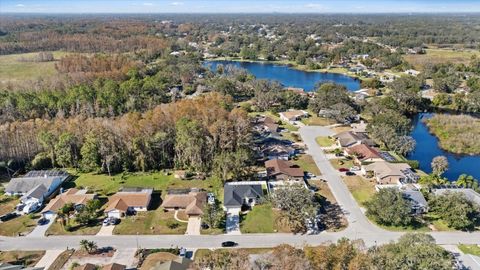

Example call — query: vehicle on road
[221,241,238,247]
[338,168,349,172]
[0,212,19,222]
[346,171,356,176]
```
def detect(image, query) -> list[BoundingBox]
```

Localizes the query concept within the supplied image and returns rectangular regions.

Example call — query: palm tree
[456,174,475,188]
[79,239,97,254]
[79,239,89,252]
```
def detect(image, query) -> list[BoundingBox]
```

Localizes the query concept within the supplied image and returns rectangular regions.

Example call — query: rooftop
[265,159,304,178]
[224,183,263,208]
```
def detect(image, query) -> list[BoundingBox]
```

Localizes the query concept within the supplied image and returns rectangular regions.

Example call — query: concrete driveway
[226,208,241,235]
[97,224,115,236]
[27,214,56,238]
[35,249,64,268]
[186,217,201,235]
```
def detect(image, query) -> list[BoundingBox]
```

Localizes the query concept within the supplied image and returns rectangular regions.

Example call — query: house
[224,183,263,210]
[433,188,480,206]
[5,170,70,206]
[265,159,304,182]
[149,257,193,270]
[254,116,279,134]
[102,263,126,270]
[73,264,96,270]
[403,190,428,215]
[41,188,97,220]
[105,187,153,218]
[362,161,418,185]
[262,143,296,160]
[161,189,207,216]
[279,110,308,123]
[333,131,376,148]
[405,69,420,76]
[344,144,383,163]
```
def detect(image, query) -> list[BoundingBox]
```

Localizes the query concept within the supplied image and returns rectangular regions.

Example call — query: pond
[408,113,480,181]
[204,60,361,92]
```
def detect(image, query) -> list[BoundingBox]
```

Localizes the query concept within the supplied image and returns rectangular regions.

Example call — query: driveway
[27,214,56,238]
[226,208,241,235]
[186,217,201,235]
[97,225,115,236]
[35,249,64,268]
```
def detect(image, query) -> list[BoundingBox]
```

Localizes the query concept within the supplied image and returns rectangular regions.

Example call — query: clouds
[16,3,25,7]
[170,1,184,6]
[142,2,153,6]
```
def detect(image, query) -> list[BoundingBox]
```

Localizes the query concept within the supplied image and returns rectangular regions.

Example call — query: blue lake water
[408,113,480,181]
[204,60,361,92]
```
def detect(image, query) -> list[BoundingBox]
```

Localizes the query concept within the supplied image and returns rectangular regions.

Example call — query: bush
[406,160,420,169]
[166,220,179,229]
[31,152,52,170]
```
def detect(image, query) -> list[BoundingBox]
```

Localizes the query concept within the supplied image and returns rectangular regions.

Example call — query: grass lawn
[46,218,103,236]
[47,249,75,270]
[292,154,321,176]
[331,126,352,134]
[458,244,480,256]
[140,252,178,270]
[373,219,430,232]
[113,208,187,235]
[315,136,334,147]
[0,250,45,266]
[280,131,301,142]
[310,180,348,231]
[0,195,19,216]
[240,204,276,233]
[302,116,335,126]
[0,51,68,85]
[70,171,222,197]
[341,176,375,206]
[424,213,455,232]
[195,248,272,261]
[329,159,355,170]
[0,214,40,236]
[404,48,480,70]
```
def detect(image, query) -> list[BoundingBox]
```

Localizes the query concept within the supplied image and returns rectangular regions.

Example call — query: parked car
[207,193,215,205]
[0,212,19,222]
[350,166,360,171]
[221,241,238,247]
[37,217,49,225]
[23,202,40,214]
[346,171,356,176]
[103,217,119,226]
[338,168,349,172]
[15,203,25,212]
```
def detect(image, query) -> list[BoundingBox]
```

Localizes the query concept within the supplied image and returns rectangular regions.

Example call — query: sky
[1,0,480,14]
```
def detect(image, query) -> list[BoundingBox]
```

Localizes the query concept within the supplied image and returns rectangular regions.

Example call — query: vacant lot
[404,48,480,70]
[47,218,103,236]
[341,176,375,206]
[0,214,39,236]
[140,252,178,270]
[0,250,45,266]
[315,136,334,147]
[292,154,321,175]
[0,195,19,216]
[0,51,67,85]
[113,208,187,235]
[240,204,276,233]
[330,159,355,170]
[302,116,335,126]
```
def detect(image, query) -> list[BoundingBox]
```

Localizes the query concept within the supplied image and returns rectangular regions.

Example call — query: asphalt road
[0,126,479,252]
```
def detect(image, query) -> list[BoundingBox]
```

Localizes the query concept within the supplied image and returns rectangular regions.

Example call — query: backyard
[0,195,19,216]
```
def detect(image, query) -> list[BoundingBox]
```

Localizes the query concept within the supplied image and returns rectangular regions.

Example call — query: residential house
[149,257,193,270]
[5,170,70,206]
[102,264,126,270]
[344,144,383,163]
[74,264,125,270]
[224,183,264,211]
[255,137,296,160]
[403,190,428,215]
[433,188,480,206]
[362,161,418,186]
[255,116,279,134]
[333,131,376,148]
[279,110,308,123]
[105,187,153,218]
[265,159,304,182]
[161,189,207,216]
[73,264,96,270]
[42,188,97,220]
[405,69,420,76]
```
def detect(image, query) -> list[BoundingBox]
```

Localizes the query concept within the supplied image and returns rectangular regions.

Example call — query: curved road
[0,126,479,251]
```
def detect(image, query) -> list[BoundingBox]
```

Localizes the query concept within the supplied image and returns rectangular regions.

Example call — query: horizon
[2,0,480,14]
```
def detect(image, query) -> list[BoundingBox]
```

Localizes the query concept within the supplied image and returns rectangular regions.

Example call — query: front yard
[302,116,335,126]
[46,218,103,236]
[341,176,375,206]
[0,195,19,216]
[0,213,39,236]
[315,136,334,147]
[240,203,291,233]
[292,154,321,176]
[0,250,45,266]
[310,180,348,231]
[330,158,355,170]
[113,209,187,235]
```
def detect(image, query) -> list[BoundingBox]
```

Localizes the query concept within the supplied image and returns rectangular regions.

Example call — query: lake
[204,60,361,92]
[408,113,480,181]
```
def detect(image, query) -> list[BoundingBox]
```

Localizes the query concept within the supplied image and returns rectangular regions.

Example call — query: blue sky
[1,0,480,13]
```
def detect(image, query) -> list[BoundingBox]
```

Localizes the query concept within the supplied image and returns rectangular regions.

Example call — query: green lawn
[0,214,40,236]
[194,248,272,262]
[302,116,335,126]
[113,209,187,235]
[46,218,103,236]
[240,204,276,233]
[458,244,480,256]
[0,195,19,216]
[373,220,430,232]
[330,159,355,170]
[342,176,375,206]
[315,136,334,147]
[0,51,68,85]
[404,48,480,70]
[292,154,321,175]
[0,251,45,267]
[70,171,221,197]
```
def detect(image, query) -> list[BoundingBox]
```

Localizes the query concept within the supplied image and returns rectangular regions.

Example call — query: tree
[202,201,224,229]
[269,184,318,233]
[456,174,476,188]
[308,83,355,122]
[388,76,423,114]
[371,233,453,270]
[55,132,78,168]
[430,192,479,230]
[365,188,412,227]
[75,199,101,225]
[194,249,250,270]
[431,155,448,176]
[213,149,250,183]
[79,239,98,254]
[80,132,100,172]
[418,173,448,187]
[174,118,207,172]
[38,131,57,167]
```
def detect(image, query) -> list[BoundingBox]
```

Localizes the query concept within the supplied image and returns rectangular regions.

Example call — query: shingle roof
[279,110,307,120]
[42,188,96,213]
[152,257,193,270]
[102,263,126,270]
[345,144,382,161]
[333,131,375,147]
[5,177,59,194]
[161,191,207,215]
[403,190,428,207]
[433,188,480,206]
[265,159,304,178]
[105,190,152,212]
[224,184,263,207]
[21,184,48,200]
[73,264,96,270]
[364,161,412,180]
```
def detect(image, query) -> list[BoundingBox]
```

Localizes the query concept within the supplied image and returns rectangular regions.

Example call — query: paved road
[0,126,479,252]
[443,245,480,270]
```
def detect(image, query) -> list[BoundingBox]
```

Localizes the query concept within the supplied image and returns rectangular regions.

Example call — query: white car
[22,202,40,214]
[207,193,215,205]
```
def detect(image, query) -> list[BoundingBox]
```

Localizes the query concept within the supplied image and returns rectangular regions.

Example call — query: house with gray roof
[224,183,264,210]
[433,188,480,206]
[402,190,428,215]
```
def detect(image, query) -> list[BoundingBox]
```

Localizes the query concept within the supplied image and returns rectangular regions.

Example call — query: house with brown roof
[265,159,304,182]
[362,161,418,186]
[74,263,126,270]
[344,144,383,163]
[333,131,375,148]
[41,188,97,220]
[105,187,153,219]
[279,110,308,123]
[73,264,96,270]
[161,189,207,216]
